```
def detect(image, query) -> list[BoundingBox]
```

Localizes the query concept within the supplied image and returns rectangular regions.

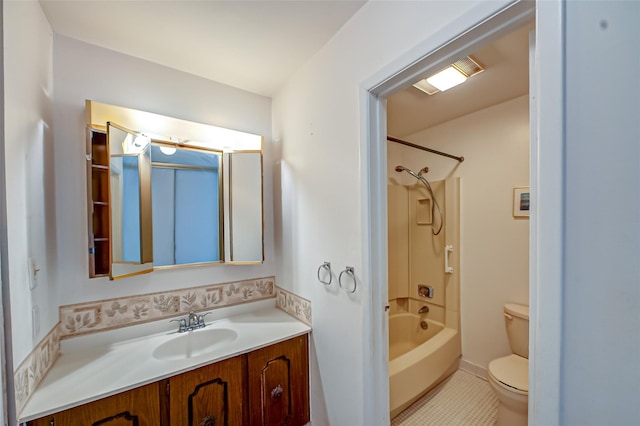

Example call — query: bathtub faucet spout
[418,305,429,315]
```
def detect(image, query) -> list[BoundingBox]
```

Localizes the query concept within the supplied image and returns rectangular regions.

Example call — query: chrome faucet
[418,305,430,315]
[170,311,212,333]
[188,311,199,328]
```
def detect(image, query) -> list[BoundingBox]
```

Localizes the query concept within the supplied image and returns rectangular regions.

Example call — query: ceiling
[40,1,531,136]
[387,23,533,138]
[39,0,366,97]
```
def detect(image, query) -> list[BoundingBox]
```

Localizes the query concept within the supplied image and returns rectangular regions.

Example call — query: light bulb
[160,146,177,155]
[133,135,150,149]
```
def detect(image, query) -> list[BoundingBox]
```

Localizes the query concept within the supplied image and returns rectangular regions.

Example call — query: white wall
[3,0,57,366]
[52,35,275,308]
[388,95,530,371]
[272,1,480,424]
[561,1,640,424]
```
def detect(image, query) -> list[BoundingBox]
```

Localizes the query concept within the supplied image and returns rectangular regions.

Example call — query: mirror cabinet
[86,100,264,280]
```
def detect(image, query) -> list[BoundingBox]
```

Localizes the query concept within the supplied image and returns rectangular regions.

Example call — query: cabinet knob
[270,384,284,400]
[201,415,216,426]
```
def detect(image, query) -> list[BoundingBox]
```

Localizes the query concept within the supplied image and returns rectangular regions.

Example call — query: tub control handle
[445,245,454,274]
[418,285,433,298]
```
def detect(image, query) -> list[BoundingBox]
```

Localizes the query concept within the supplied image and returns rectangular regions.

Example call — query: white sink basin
[152,328,238,361]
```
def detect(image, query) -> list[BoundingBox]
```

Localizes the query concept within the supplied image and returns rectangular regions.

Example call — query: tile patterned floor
[391,369,498,426]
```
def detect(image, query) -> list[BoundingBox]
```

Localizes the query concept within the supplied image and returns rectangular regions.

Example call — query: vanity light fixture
[121,133,150,154]
[89,100,263,153]
[122,133,151,154]
[133,134,150,150]
[413,56,484,95]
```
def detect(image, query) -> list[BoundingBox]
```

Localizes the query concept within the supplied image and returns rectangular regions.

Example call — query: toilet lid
[489,354,528,392]
[504,303,529,320]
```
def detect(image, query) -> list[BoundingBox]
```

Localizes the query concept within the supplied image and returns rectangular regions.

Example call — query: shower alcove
[387,171,461,418]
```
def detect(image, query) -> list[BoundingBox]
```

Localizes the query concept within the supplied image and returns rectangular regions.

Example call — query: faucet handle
[198,312,212,328]
[170,318,187,333]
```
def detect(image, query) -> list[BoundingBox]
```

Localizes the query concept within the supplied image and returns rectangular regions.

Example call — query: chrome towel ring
[338,266,357,293]
[317,261,332,285]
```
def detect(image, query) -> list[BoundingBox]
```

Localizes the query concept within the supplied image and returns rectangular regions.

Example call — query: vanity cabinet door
[168,355,245,426]
[27,382,161,426]
[247,334,309,426]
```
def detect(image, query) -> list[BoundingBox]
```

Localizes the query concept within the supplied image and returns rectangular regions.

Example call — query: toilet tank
[504,303,529,358]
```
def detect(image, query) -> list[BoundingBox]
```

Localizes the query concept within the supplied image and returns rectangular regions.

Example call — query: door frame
[360,1,565,424]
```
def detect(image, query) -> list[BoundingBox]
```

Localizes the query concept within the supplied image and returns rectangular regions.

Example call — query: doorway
[386,22,532,420]
[361,1,565,424]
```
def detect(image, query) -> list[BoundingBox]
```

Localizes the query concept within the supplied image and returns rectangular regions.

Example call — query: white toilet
[488,303,529,426]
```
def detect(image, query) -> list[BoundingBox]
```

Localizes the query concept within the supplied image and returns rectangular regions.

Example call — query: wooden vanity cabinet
[247,334,309,426]
[27,334,309,426]
[166,355,245,426]
[28,382,161,426]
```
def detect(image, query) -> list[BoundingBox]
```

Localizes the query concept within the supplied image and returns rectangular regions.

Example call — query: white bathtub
[389,312,461,418]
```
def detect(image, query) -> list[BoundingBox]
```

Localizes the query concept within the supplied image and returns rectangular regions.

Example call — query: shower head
[395,165,420,180]
[395,165,429,179]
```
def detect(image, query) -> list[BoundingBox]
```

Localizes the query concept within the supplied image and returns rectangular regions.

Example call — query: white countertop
[19,300,311,422]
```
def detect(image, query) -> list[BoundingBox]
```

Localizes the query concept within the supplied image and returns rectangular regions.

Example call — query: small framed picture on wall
[513,187,530,218]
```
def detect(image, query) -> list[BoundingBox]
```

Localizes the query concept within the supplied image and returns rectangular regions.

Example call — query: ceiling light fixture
[413,56,484,95]
[426,66,468,92]
[160,146,177,155]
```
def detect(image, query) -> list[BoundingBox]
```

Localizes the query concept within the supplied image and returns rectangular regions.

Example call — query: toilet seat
[488,354,528,395]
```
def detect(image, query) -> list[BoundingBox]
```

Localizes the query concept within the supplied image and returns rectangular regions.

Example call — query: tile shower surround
[14,277,312,416]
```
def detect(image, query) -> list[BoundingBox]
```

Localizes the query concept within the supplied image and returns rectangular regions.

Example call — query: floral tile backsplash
[14,323,61,414]
[59,277,276,338]
[276,287,312,326]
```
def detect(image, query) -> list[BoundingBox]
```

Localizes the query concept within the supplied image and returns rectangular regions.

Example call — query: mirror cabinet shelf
[87,128,111,278]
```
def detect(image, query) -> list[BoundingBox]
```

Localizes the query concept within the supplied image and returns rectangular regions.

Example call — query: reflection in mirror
[227,151,263,263]
[110,155,140,263]
[151,144,222,266]
[107,122,153,279]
